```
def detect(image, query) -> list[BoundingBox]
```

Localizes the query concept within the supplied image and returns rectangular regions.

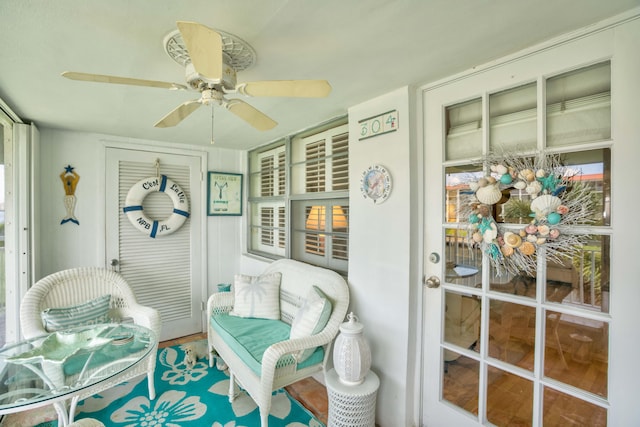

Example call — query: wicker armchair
[207,259,349,427]
[20,267,161,401]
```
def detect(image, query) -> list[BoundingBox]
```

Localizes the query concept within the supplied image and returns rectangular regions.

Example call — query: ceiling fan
[61,21,331,131]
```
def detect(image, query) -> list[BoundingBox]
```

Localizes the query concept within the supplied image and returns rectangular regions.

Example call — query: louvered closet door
[105,147,204,341]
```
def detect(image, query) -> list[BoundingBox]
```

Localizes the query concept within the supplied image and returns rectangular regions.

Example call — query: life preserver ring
[123,175,190,238]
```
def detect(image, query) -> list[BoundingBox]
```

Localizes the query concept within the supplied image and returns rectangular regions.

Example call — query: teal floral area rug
[68,341,324,427]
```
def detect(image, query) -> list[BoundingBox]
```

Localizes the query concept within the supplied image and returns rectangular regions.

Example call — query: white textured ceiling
[1,0,638,149]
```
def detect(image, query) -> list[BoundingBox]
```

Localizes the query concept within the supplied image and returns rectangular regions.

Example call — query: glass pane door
[423,59,616,426]
[0,114,9,348]
[0,124,5,347]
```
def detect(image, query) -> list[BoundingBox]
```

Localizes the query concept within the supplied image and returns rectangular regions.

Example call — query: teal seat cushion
[211,314,324,376]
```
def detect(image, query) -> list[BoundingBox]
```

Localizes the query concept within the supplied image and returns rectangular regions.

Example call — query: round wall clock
[360,164,392,204]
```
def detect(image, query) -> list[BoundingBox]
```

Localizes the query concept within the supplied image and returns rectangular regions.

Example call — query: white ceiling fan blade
[61,71,187,90]
[226,99,277,131]
[236,80,332,98]
[176,21,223,81]
[154,100,202,128]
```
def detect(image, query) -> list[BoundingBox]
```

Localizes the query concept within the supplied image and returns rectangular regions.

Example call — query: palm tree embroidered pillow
[230,272,282,319]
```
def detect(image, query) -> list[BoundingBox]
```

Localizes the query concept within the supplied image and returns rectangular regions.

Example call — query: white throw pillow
[230,272,281,320]
[290,286,332,362]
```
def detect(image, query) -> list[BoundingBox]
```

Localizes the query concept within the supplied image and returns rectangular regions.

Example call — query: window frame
[248,141,287,259]
[247,117,349,273]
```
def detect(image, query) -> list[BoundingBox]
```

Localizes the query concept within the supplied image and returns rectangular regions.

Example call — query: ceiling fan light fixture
[185,61,237,91]
[201,89,224,105]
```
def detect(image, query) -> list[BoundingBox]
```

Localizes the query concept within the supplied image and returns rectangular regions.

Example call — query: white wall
[35,128,243,300]
[236,88,420,427]
[38,129,103,272]
[348,87,419,427]
[203,148,245,295]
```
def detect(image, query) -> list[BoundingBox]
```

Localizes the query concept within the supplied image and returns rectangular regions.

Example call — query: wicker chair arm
[21,319,48,340]
[20,288,49,339]
[116,305,162,338]
[260,330,334,386]
[207,292,234,317]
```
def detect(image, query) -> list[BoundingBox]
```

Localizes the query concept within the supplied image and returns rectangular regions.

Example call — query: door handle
[424,275,440,288]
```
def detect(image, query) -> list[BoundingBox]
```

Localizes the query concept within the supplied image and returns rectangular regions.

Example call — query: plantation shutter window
[290,122,349,271]
[260,206,274,246]
[248,143,286,258]
[291,200,349,272]
[260,155,274,197]
[247,118,348,273]
[290,123,348,195]
[305,138,326,193]
[331,131,349,191]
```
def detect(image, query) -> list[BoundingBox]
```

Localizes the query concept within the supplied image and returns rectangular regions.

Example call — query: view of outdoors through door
[428,60,612,426]
[443,149,610,425]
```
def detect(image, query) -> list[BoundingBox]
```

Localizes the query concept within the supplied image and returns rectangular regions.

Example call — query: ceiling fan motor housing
[61,23,327,131]
[185,61,237,91]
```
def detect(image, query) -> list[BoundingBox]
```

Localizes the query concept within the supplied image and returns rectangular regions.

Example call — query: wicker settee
[207,259,349,427]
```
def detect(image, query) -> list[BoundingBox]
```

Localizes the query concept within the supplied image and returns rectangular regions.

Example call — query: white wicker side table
[325,368,379,427]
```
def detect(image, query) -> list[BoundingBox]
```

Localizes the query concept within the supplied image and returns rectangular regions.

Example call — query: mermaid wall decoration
[60,165,80,225]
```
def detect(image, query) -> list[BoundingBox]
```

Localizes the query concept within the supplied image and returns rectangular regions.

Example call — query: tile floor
[161,333,329,425]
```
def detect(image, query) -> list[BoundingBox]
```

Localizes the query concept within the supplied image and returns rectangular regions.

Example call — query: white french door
[421,19,640,426]
[105,146,205,341]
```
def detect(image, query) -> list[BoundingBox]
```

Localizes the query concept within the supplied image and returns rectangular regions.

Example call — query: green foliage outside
[501,198,531,223]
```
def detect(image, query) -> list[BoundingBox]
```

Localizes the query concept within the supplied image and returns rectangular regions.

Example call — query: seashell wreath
[463,152,595,276]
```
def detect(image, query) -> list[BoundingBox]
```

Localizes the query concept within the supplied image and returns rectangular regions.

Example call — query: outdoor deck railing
[445,235,602,311]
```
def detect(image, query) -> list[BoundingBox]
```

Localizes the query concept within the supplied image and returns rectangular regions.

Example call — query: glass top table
[0,323,156,425]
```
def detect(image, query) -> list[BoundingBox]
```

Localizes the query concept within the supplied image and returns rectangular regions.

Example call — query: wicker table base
[325,368,379,427]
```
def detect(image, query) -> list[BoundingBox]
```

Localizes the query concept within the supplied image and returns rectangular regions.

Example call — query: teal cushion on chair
[211,314,324,376]
[41,294,112,332]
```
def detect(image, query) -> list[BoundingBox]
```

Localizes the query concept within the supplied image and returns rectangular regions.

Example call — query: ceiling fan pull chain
[210,104,215,145]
